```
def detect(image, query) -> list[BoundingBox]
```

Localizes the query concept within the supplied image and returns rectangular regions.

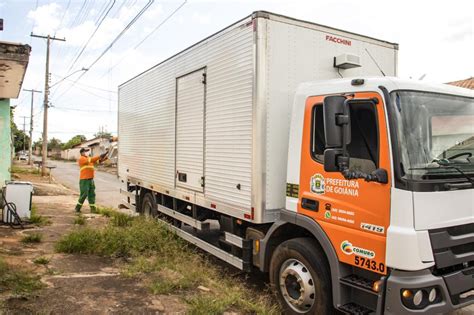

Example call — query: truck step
[338,302,373,315]
[157,204,210,231]
[340,274,377,294]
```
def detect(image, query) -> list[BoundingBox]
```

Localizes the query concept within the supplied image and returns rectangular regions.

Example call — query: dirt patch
[4,275,186,314]
[1,167,190,314]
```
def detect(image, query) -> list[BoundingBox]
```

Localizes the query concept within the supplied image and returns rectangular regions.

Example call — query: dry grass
[21,233,43,244]
[56,216,278,314]
[0,258,44,295]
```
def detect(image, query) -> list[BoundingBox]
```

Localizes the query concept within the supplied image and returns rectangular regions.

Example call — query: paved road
[49,159,123,209]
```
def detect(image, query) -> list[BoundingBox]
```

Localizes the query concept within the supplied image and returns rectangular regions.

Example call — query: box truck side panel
[119,18,255,212]
[261,17,398,211]
[204,25,254,210]
[119,64,177,189]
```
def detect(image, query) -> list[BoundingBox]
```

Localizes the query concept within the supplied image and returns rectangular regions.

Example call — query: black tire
[269,237,333,315]
[140,192,157,217]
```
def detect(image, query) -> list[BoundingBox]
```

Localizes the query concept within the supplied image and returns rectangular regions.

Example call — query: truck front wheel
[270,237,332,314]
[140,192,157,217]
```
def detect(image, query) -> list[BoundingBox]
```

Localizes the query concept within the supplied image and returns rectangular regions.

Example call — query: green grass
[56,216,278,314]
[97,206,115,217]
[56,217,182,257]
[74,215,86,225]
[96,206,134,227]
[29,204,51,226]
[0,258,44,294]
[21,233,43,244]
[33,257,50,265]
[10,165,40,175]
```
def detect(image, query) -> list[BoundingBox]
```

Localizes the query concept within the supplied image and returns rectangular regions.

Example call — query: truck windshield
[390,90,474,181]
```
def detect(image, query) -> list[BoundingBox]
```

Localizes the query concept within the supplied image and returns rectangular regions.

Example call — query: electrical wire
[99,0,187,79]
[53,0,155,102]
[87,0,154,71]
[50,74,116,93]
[67,0,88,29]
[66,0,116,73]
[55,0,72,36]
[53,106,116,113]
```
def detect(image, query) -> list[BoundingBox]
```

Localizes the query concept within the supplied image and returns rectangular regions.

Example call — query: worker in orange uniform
[75,148,109,213]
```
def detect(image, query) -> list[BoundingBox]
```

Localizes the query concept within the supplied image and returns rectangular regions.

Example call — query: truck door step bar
[340,274,378,295]
[224,232,244,248]
[157,216,248,271]
[157,204,210,231]
[338,302,373,315]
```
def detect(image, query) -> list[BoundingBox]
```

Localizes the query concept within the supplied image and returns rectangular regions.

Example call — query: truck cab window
[311,102,379,173]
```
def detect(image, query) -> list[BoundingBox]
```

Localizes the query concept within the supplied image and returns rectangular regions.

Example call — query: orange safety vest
[78,155,100,179]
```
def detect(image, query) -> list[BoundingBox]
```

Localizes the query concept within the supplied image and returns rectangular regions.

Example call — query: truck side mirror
[323,95,351,148]
[323,95,351,172]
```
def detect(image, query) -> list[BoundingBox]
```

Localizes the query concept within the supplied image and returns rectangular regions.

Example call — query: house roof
[0,41,31,99]
[446,77,474,90]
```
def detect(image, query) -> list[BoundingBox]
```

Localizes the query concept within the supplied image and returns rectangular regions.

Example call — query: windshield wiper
[410,159,474,185]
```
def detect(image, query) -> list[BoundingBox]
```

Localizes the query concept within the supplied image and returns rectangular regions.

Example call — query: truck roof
[120,11,398,88]
[295,77,474,98]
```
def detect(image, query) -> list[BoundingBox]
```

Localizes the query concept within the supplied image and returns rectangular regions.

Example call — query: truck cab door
[299,92,392,275]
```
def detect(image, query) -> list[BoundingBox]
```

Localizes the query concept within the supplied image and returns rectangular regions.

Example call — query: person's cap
[80,148,90,153]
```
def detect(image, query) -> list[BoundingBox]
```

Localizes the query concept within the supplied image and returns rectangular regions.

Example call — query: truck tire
[141,192,157,217]
[270,237,332,314]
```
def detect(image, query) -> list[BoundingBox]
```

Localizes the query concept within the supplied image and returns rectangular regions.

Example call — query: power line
[55,0,72,35]
[54,0,155,101]
[87,0,154,71]
[67,0,88,29]
[51,73,116,93]
[100,0,187,78]
[66,0,116,73]
[53,106,116,113]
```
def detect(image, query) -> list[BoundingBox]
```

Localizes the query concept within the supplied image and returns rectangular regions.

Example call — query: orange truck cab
[265,77,473,314]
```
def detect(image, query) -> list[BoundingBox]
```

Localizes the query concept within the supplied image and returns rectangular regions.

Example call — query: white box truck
[119,11,473,314]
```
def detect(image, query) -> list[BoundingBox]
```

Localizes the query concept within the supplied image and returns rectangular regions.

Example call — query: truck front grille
[429,223,474,305]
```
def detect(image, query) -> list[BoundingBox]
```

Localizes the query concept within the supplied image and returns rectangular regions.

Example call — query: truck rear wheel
[270,237,332,314]
[140,192,157,217]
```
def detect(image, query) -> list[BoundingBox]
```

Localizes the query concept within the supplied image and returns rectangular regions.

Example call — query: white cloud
[28,3,62,35]
[192,12,211,25]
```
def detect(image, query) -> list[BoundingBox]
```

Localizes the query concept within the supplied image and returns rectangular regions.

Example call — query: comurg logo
[340,240,376,259]
[341,240,353,255]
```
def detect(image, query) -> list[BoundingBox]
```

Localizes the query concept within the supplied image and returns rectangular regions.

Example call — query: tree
[12,128,30,153]
[10,107,30,153]
[62,135,86,150]
[48,138,62,151]
[94,131,112,139]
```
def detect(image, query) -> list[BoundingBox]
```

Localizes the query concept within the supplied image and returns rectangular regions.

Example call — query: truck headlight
[413,290,423,306]
[428,288,437,303]
[401,287,440,309]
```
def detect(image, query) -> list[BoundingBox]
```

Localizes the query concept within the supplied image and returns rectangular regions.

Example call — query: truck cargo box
[118,11,398,223]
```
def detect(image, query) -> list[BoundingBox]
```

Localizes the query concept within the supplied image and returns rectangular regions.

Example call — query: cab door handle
[301,198,319,211]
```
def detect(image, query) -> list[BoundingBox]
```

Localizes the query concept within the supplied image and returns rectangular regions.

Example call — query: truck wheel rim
[279,258,315,313]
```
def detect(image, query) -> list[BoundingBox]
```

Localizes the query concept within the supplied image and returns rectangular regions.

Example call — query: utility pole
[23,88,42,165]
[31,33,65,176]
[20,116,29,152]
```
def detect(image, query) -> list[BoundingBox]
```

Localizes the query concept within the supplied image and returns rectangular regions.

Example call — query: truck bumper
[384,268,474,314]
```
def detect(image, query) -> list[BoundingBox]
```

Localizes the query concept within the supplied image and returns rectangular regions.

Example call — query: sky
[0,0,472,142]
